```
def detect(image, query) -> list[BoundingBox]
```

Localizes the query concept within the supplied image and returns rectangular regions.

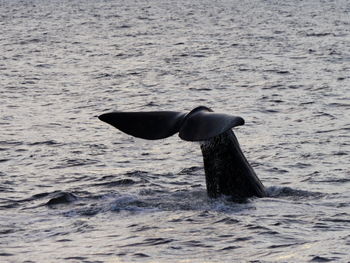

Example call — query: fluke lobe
[99,106,266,200]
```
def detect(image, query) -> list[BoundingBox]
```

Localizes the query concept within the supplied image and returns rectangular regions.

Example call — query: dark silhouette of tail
[99,106,244,141]
[99,106,266,200]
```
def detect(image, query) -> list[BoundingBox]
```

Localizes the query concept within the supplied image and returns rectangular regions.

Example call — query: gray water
[1,0,349,262]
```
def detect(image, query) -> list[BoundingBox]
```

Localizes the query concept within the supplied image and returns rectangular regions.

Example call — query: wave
[266,186,324,199]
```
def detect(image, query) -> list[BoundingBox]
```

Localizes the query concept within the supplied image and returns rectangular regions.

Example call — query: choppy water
[1,0,349,262]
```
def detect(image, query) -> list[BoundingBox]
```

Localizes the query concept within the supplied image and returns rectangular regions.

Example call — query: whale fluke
[99,106,244,142]
[178,106,245,141]
[99,106,266,200]
[99,111,186,140]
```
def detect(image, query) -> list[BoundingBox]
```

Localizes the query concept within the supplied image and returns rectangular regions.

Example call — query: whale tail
[99,106,266,199]
[98,106,245,141]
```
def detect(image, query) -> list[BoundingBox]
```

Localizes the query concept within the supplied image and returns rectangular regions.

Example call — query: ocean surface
[1,0,349,262]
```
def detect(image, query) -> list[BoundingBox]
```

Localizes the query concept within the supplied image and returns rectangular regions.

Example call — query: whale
[98,106,266,200]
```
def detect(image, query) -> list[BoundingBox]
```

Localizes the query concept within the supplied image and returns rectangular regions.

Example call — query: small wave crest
[55,189,259,218]
[267,186,324,199]
[46,192,77,207]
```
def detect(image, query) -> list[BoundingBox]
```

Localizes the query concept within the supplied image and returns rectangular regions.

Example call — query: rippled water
[1,0,349,262]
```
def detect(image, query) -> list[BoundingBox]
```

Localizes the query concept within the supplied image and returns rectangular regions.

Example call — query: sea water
[0,0,349,262]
